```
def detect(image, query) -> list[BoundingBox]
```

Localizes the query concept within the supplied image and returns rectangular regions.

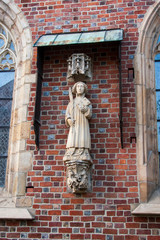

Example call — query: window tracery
[0,24,16,187]
[135,1,160,202]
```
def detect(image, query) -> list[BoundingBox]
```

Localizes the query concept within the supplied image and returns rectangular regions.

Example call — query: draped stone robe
[65,95,92,150]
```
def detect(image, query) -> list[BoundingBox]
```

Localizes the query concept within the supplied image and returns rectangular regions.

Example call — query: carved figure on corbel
[63,80,92,193]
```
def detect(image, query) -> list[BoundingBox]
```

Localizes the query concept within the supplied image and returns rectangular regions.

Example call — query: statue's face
[76,83,85,95]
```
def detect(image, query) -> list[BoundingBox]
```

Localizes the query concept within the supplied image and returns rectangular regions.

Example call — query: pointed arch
[0,0,35,203]
[0,24,16,70]
[135,1,160,202]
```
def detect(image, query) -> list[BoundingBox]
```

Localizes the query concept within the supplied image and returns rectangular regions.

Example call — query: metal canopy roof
[34,29,123,47]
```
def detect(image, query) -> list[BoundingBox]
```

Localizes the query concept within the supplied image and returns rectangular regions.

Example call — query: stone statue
[63,81,92,162]
[67,53,92,82]
[63,81,92,193]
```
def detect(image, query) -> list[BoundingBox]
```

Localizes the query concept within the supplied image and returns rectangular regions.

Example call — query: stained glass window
[0,24,16,187]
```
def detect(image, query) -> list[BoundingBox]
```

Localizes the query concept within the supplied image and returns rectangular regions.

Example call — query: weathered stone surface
[0,197,15,208]
[13,122,31,142]
[16,172,26,196]
[0,0,33,200]
[16,197,33,208]
[132,204,160,215]
[12,107,28,125]
[67,53,92,82]
[23,84,31,104]
[4,0,12,5]
[9,2,21,15]
[0,208,35,219]
[64,78,92,193]
[135,1,160,202]
[19,152,32,171]
[65,160,92,193]
[25,74,36,84]
[18,12,30,29]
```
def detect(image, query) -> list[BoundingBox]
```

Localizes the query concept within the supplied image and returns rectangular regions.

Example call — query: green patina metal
[34,29,124,149]
[34,29,123,47]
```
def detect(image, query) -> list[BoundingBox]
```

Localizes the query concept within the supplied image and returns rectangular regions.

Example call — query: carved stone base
[63,148,92,193]
[65,160,92,194]
[63,148,92,162]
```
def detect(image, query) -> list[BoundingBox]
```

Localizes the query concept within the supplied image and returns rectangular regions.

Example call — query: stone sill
[132,204,160,215]
[132,188,160,215]
[0,208,35,219]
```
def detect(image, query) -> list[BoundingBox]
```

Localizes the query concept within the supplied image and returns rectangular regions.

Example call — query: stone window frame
[135,1,160,205]
[0,0,35,215]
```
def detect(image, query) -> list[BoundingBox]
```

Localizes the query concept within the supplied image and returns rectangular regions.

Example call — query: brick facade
[1,0,160,239]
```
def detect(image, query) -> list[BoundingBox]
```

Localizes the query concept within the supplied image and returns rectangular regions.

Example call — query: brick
[71,234,85,239]
[137,229,151,235]
[82,205,95,210]
[81,216,95,222]
[125,236,139,240]
[59,228,72,233]
[17,227,30,232]
[112,217,126,222]
[103,229,117,234]
[39,216,52,221]
[148,238,160,240]
[117,205,130,210]
[70,222,83,227]
[48,210,61,215]
[60,216,74,221]
[92,234,105,240]
[92,211,105,215]
[126,223,140,228]
[71,199,84,204]
[2,1,158,240]
[37,227,51,233]
[61,205,74,210]
[148,223,160,228]
[7,233,20,238]
[49,234,62,239]
[114,236,124,240]
[28,233,42,238]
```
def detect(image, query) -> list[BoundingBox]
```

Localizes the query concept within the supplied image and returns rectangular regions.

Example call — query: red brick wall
[1,0,160,240]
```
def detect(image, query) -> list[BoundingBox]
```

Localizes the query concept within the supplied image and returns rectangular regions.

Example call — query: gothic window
[155,51,160,182]
[135,1,160,203]
[0,24,16,187]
